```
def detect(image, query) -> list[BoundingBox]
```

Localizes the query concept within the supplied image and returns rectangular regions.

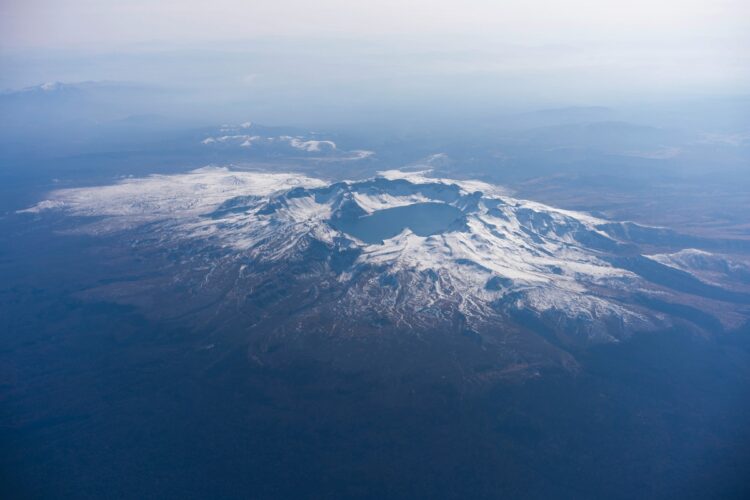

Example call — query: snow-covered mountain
[23,167,750,378]
[200,123,374,160]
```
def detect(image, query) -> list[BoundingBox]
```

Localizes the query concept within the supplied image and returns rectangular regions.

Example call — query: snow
[22,167,653,329]
[350,192,432,213]
[18,199,66,213]
[646,249,749,285]
[377,169,511,198]
[197,124,374,160]
[286,137,336,152]
[200,132,337,153]
[22,166,326,221]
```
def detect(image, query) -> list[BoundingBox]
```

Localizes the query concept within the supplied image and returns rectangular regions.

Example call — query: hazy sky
[2,0,748,48]
[1,1,748,124]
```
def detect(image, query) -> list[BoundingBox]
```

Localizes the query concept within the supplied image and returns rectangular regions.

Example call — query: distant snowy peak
[1,80,140,96]
[200,123,373,159]
[39,82,64,91]
[1,81,70,95]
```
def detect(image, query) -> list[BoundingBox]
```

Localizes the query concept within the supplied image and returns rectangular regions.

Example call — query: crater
[331,202,466,244]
